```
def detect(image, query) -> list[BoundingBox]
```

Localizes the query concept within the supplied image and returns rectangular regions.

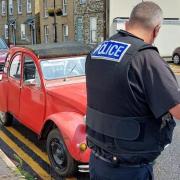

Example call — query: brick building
[74,0,107,45]
[39,0,74,43]
[0,0,40,45]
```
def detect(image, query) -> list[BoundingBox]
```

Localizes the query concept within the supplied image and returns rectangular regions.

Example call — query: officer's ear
[153,25,161,39]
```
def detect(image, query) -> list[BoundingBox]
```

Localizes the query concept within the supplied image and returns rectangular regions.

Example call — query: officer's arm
[169,104,180,120]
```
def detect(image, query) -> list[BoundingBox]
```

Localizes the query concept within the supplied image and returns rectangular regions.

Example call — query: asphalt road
[154,120,180,180]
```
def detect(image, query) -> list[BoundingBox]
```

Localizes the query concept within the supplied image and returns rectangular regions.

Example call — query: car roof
[14,42,93,59]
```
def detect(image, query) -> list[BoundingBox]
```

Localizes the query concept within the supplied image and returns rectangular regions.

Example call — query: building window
[63,25,68,42]
[80,0,86,4]
[76,17,83,42]
[90,17,97,44]
[2,0,6,15]
[21,24,26,40]
[9,0,13,15]
[63,0,67,15]
[27,0,32,13]
[17,0,22,14]
[44,25,49,44]
[43,0,48,17]
[4,25,8,39]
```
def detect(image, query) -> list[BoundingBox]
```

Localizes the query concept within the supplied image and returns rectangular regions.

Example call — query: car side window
[23,55,41,86]
[9,54,21,80]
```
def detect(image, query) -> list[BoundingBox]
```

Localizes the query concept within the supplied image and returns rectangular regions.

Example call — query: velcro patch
[91,40,131,62]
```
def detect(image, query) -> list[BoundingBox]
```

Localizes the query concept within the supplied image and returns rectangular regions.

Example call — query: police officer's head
[125,1,163,44]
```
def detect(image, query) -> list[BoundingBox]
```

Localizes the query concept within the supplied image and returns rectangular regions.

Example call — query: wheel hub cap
[50,139,67,169]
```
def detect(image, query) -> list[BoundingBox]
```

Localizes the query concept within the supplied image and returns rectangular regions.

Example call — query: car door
[7,53,22,118]
[19,54,45,133]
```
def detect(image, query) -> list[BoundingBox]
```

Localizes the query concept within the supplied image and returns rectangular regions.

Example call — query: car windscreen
[0,38,8,49]
[40,56,86,80]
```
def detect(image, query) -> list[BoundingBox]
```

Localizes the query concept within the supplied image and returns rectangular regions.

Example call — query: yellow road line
[0,131,52,180]
[5,128,77,180]
[6,127,50,165]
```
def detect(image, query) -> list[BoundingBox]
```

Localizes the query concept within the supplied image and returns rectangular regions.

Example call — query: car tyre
[47,128,77,177]
[0,112,13,126]
[172,54,180,64]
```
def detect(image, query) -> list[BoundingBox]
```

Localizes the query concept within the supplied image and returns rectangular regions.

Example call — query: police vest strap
[86,107,153,141]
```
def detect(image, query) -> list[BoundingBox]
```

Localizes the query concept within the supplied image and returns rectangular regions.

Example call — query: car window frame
[8,52,22,81]
[22,53,42,88]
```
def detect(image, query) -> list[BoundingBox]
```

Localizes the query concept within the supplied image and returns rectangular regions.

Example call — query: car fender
[43,112,90,162]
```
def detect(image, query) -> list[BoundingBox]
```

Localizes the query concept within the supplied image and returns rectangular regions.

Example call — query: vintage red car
[0,42,92,177]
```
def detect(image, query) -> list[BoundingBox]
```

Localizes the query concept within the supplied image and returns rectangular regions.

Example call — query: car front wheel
[0,112,13,126]
[173,54,180,64]
[47,128,77,177]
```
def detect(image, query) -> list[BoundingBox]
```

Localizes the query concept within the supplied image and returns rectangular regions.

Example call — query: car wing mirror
[24,79,37,86]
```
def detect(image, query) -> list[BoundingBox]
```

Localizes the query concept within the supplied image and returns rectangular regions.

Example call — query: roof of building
[20,42,93,59]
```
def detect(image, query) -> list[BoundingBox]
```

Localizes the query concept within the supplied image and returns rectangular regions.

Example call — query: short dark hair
[129,1,163,29]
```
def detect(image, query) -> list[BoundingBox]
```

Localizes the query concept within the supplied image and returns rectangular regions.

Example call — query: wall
[74,0,104,45]
[39,0,74,43]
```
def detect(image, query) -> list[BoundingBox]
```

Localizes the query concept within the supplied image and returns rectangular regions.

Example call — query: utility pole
[54,0,57,42]
[6,0,10,47]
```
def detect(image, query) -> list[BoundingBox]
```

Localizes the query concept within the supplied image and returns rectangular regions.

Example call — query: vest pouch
[114,117,161,152]
[160,114,176,148]
[86,107,141,141]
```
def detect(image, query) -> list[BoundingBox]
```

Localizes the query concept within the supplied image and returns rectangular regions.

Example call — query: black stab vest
[85,31,176,164]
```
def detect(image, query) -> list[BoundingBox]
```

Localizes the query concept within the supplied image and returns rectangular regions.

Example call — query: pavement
[0,149,25,180]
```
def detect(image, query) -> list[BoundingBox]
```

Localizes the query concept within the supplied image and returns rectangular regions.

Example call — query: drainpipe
[54,0,57,42]
[103,0,106,41]
[6,0,10,47]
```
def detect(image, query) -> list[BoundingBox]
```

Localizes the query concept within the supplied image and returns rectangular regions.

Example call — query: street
[0,64,179,180]
[154,120,180,180]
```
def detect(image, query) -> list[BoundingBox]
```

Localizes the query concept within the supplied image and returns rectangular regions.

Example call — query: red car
[0,42,92,177]
[0,38,9,71]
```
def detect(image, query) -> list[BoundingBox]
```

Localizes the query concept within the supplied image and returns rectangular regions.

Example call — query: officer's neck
[125,27,154,44]
[125,22,155,44]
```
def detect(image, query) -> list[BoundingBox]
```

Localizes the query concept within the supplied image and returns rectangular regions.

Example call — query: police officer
[85,1,180,180]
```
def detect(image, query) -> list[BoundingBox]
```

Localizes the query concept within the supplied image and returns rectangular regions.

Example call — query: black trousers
[89,153,154,180]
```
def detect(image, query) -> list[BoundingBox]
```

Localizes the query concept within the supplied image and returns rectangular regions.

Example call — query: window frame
[27,0,32,13]
[76,17,83,42]
[62,24,68,42]
[2,0,6,15]
[21,24,26,40]
[9,0,13,15]
[90,17,97,44]
[17,0,22,14]
[43,0,48,18]
[44,25,49,44]
[4,25,8,40]
[63,0,68,16]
